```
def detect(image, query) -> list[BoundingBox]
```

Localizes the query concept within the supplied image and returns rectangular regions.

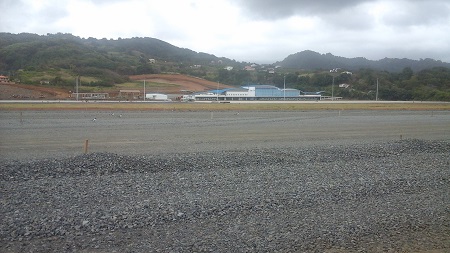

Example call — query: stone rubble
[0,139,449,252]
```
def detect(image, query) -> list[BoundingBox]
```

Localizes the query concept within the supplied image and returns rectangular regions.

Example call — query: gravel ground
[0,110,449,252]
[1,110,449,160]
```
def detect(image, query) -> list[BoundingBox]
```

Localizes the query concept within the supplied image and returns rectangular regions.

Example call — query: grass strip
[0,101,449,111]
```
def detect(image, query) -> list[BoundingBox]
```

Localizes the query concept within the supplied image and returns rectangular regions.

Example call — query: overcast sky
[1,0,449,63]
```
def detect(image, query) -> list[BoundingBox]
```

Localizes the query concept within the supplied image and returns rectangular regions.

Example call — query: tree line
[207,66,450,101]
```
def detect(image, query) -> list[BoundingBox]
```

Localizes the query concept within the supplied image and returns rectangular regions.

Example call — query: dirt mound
[0,83,70,99]
[129,74,232,93]
[0,74,230,100]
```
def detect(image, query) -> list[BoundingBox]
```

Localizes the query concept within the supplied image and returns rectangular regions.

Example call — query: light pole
[332,76,334,101]
[75,75,79,101]
[143,79,146,101]
[376,78,379,101]
[329,68,339,101]
[283,75,286,101]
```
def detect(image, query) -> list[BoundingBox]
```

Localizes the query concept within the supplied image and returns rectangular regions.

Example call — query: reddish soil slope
[129,74,232,94]
[0,74,231,100]
[0,83,70,99]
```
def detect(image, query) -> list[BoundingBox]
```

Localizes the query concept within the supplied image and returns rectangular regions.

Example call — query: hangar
[192,85,323,101]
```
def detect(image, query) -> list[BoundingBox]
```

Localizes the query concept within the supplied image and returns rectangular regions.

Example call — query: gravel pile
[1,139,449,252]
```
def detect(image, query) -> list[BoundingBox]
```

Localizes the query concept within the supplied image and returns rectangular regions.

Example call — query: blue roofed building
[193,84,322,101]
[242,85,300,97]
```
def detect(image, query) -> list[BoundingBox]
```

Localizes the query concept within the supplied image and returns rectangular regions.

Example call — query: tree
[310,73,332,87]
[335,73,352,83]
[297,75,310,85]
[400,67,413,80]
[136,63,156,75]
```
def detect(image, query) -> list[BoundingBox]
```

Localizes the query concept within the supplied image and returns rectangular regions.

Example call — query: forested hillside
[280,50,450,72]
[0,33,449,101]
[0,33,239,86]
[278,67,450,101]
[0,33,237,69]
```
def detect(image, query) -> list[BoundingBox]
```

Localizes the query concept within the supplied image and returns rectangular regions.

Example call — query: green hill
[279,50,450,72]
[0,32,241,86]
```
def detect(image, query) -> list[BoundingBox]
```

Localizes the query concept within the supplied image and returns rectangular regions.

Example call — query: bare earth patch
[1,74,231,101]
[129,74,233,93]
[0,83,70,99]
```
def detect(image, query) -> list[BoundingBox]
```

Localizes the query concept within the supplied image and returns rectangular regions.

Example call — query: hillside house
[119,90,141,100]
[0,75,9,83]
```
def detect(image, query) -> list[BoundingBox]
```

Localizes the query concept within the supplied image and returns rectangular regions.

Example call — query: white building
[194,85,322,101]
[224,87,255,97]
[145,93,168,100]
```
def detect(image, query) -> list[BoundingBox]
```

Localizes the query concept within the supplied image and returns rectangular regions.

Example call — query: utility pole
[143,80,146,101]
[283,75,286,101]
[376,78,379,101]
[332,76,335,101]
[76,76,79,101]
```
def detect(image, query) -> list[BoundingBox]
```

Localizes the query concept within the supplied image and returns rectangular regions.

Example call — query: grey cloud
[381,1,450,28]
[322,7,375,30]
[230,0,450,33]
[0,0,68,32]
[39,3,68,24]
[0,0,28,31]
[231,0,450,30]
[86,0,124,4]
[0,0,24,9]
[230,0,375,19]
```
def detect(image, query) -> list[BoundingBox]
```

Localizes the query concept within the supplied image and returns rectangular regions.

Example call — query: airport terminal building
[192,84,324,101]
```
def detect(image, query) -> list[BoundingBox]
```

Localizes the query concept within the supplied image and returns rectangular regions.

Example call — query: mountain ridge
[0,33,237,72]
[1,33,449,74]
[278,50,450,72]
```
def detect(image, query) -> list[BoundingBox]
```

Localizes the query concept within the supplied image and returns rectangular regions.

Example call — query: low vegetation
[1,101,449,111]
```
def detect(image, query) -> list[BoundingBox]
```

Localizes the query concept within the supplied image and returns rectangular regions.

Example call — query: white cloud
[1,0,449,63]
